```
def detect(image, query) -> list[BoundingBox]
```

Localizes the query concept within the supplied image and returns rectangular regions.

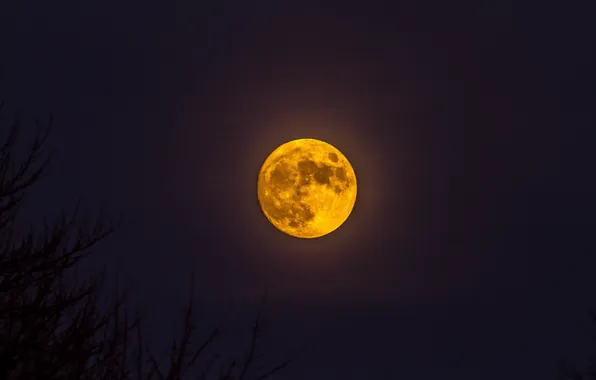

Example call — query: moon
[257,138,357,239]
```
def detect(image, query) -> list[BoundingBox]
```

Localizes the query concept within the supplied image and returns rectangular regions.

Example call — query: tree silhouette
[0,101,297,380]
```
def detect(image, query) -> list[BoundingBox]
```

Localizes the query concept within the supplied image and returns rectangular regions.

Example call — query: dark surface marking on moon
[298,159,318,175]
[269,163,294,189]
[313,164,333,185]
[262,198,286,221]
[335,167,347,184]
[262,158,317,229]
[298,159,335,186]
[286,203,314,228]
[328,152,339,162]
[293,184,308,199]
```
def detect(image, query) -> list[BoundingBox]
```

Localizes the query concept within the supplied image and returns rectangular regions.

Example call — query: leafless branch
[0,106,297,380]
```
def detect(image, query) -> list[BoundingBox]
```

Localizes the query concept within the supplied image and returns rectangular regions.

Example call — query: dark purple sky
[1,0,595,378]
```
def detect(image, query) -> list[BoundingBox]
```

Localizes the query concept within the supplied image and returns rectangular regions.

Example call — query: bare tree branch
[0,105,297,380]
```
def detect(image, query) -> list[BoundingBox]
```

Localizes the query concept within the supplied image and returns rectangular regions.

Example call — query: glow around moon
[257,138,357,239]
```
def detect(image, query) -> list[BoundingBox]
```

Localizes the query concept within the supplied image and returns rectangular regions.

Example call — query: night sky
[1,0,596,378]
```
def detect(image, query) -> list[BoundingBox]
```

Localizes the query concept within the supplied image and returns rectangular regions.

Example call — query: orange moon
[257,138,357,238]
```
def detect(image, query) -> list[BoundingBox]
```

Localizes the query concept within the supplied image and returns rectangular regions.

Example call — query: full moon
[257,138,357,239]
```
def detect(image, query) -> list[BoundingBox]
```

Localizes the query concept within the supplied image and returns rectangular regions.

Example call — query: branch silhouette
[0,103,298,380]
